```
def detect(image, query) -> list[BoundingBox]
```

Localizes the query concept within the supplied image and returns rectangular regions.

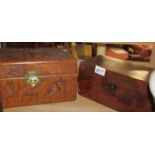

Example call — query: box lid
[0,48,74,64]
[79,55,153,81]
[0,48,77,79]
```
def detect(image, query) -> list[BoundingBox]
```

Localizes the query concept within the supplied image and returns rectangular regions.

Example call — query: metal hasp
[25,71,40,87]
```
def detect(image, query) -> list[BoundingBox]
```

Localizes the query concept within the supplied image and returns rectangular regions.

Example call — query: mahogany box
[0,48,78,108]
[78,56,154,112]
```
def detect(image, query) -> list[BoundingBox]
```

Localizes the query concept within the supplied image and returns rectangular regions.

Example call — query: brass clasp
[25,71,40,87]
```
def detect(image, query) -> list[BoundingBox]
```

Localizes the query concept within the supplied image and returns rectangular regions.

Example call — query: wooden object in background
[75,43,84,58]
[70,43,79,60]
[125,44,153,61]
[78,56,154,112]
[0,48,77,109]
[97,45,106,56]
[92,43,155,67]
[84,44,92,58]
[150,45,155,68]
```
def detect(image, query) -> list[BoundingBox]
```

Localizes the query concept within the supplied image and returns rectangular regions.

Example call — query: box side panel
[0,75,77,108]
[78,61,153,112]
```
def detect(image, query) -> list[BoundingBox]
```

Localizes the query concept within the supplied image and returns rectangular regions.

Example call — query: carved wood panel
[0,75,77,108]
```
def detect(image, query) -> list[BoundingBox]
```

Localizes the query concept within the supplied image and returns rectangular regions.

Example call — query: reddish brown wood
[78,56,154,112]
[0,48,75,63]
[0,48,77,108]
[1,42,37,48]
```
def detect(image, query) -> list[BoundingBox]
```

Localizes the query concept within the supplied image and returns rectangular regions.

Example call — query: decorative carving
[46,78,66,95]
[0,48,72,61]
[0,48,77,108]
[6,81,15,96]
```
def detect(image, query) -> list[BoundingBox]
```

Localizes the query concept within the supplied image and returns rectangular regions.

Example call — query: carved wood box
[0,48,77,108]
[78,56,154,112]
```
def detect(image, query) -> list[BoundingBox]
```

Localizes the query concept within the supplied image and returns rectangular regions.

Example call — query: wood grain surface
[78,56,154,112]
[0,48,78,109]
